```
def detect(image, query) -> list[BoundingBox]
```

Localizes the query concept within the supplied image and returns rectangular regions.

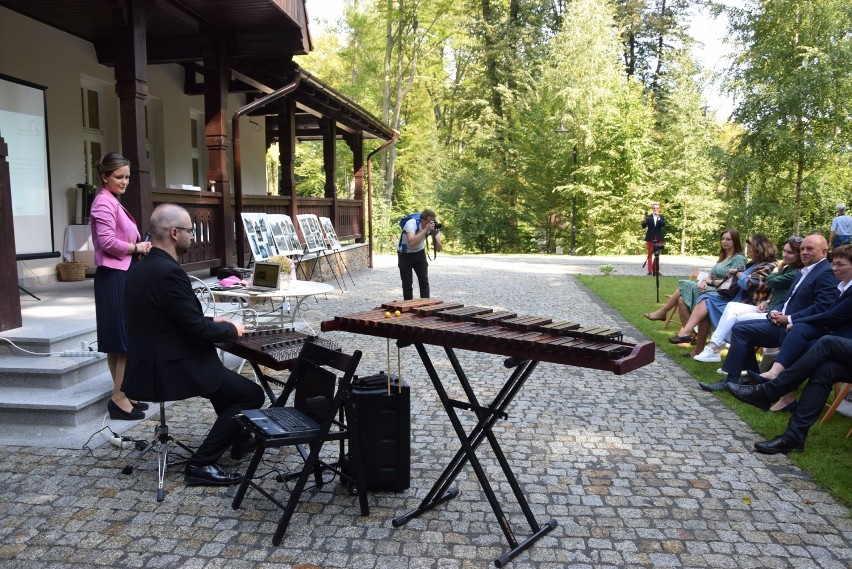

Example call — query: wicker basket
[57,262,87,282]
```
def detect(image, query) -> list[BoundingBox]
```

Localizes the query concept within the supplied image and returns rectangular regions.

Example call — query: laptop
[241,360,336,438]
[244,261,282,292]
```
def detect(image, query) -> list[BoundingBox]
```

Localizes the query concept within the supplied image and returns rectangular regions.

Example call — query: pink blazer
[90,188,141,271]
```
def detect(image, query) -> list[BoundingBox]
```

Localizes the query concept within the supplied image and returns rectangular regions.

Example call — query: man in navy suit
[728,335,852,453]
[641,203,665,275]
[699,233,838,392]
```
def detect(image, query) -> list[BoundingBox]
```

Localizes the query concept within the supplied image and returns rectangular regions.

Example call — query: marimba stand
[392,343,557,568]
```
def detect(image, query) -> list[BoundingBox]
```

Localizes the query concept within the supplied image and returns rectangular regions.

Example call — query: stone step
[0,318,98,354]
[0,372,117,427]
[0,353,109,389]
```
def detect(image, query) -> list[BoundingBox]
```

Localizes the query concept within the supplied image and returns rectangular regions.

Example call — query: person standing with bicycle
[397,208,442,300]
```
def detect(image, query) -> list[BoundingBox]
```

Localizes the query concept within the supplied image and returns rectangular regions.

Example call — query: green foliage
[578,274,852,507]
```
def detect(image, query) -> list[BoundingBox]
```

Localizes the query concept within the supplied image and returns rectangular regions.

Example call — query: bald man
[122,204,265,486]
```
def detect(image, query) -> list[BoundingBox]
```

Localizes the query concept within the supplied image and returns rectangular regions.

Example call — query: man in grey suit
[122,204,265,486]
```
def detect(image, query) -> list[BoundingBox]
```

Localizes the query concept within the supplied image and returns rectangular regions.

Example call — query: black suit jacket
[773,259,839,320]
[794,285,852,337]
[122,247,240,402]
[641,214,665,242]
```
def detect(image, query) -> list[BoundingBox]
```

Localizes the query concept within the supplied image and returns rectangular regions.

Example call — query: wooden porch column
[321,118,338,227]
[204,37,233,266]
[278,99,298,220]
[344,132,364,243]
[111,0,152,228]
[0,130,22,331]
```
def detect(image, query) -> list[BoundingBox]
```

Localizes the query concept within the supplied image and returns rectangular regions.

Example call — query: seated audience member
[669,234,776,356]
[728,335,852,454]
[699,233,838,392]
[693,237,803,362]
[747,244,852,411]
[122,203,265,487]
[644,229,746,330]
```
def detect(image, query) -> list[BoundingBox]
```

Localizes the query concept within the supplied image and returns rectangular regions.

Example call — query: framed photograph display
[319,217,342,251]
[296,214,326,253]
[267,214,303,256]
[240,212,276,260]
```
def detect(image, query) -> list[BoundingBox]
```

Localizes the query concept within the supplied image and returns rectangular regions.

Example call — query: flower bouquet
[266,255,296,289]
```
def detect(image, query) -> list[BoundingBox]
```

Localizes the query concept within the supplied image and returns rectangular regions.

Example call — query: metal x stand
[392,344,557,568]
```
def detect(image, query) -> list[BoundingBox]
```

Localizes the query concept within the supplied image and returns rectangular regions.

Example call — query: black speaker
[349,372,410,491]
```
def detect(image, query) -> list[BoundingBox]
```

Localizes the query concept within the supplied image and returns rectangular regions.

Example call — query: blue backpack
[397,213,420,253]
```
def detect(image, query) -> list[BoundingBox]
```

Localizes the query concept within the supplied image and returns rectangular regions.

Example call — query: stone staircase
[0,320,113,428]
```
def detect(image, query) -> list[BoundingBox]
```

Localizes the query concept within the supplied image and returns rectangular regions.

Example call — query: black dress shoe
[727,383,773,411]
[754,434,804,455]
[669,334,693,344]
[108,399,144,420]
[130,401,149,411]
[698,380,730,392]
[184,463,243,486]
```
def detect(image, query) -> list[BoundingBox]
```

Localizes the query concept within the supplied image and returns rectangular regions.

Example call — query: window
[190,110,205,188]
[81,82,106,185]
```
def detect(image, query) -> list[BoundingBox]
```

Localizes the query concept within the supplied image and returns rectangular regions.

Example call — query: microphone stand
[652,241,662,303]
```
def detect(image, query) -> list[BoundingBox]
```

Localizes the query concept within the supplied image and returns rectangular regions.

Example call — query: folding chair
[231,341,368,545]
[819,382,851,425]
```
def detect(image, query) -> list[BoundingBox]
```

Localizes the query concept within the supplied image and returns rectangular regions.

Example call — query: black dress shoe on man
[754,434,804,455]
[184,463,243,486]
[727,383,773,411]
[698,380,730,392]
[107,399,144,421]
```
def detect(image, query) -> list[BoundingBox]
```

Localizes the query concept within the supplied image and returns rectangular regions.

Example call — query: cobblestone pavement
[1,254,849,568]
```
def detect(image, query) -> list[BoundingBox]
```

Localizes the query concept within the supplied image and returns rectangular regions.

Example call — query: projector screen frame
[0,73,59,261]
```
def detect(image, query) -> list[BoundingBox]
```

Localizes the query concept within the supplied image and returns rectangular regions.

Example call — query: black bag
[716,275,739,298]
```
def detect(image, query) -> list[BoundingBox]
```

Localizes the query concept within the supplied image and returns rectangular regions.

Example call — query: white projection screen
[0,74,56,259]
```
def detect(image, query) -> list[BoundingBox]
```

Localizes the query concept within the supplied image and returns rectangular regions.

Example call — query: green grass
[578,274,852,509]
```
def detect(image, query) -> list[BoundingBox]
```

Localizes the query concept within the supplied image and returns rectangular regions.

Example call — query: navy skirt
[94,266,129,353]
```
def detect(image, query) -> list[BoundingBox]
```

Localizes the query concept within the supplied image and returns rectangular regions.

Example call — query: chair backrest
[189,275,257,327]
[276,340,362,419]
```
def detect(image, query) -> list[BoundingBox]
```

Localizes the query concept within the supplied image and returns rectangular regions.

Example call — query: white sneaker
[693,347,722,363]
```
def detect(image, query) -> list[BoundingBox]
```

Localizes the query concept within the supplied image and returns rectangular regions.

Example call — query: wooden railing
[152,189,364,272]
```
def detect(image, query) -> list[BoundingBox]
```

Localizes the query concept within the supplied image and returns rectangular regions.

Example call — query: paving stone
[1,254,850,567]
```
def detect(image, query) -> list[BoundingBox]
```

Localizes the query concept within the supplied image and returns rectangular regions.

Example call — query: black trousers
[398,249,430,301]
[763,335,852,444]
[190,369,265,465]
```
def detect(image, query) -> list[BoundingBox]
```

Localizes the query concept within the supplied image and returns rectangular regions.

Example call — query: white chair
[189,275,257,327]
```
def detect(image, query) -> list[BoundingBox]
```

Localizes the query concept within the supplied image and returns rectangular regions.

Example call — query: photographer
[398,208,442,300]
[641,203,665,275]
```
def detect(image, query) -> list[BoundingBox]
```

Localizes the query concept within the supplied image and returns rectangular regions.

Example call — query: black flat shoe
[184,463,243,486]
[754,434,804,455]
[770,400,798,413]
[669,334,693,344]
[107,399,144,421]
[130,401,149,411]
[741,370,768,386]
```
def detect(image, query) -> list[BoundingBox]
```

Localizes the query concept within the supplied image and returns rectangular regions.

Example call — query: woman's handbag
[716,274,739,298]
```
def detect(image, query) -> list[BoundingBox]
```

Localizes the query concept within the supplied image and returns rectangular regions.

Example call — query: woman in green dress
[644,229,746,327]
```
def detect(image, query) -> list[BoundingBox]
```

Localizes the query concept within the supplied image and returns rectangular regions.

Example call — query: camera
[653,241,664,253]
[433,221,443,230]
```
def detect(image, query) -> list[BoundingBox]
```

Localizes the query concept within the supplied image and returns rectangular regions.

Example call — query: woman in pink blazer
[90,152,152,420]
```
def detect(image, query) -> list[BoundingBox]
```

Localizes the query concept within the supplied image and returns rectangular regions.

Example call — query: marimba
[322,300,654,567]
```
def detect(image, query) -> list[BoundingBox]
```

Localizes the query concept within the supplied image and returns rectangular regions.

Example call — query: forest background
[283,0,850,257]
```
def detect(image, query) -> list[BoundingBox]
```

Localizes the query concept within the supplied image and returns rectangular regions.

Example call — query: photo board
[267,214,303,256]
[240,212,276,261]
[319,217,342,251]
[296,213,326,253]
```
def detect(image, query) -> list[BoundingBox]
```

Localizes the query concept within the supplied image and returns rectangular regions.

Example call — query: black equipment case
[348,372,410,491]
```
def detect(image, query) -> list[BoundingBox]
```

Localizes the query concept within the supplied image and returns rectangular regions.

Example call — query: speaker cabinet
[349,372,410,491]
